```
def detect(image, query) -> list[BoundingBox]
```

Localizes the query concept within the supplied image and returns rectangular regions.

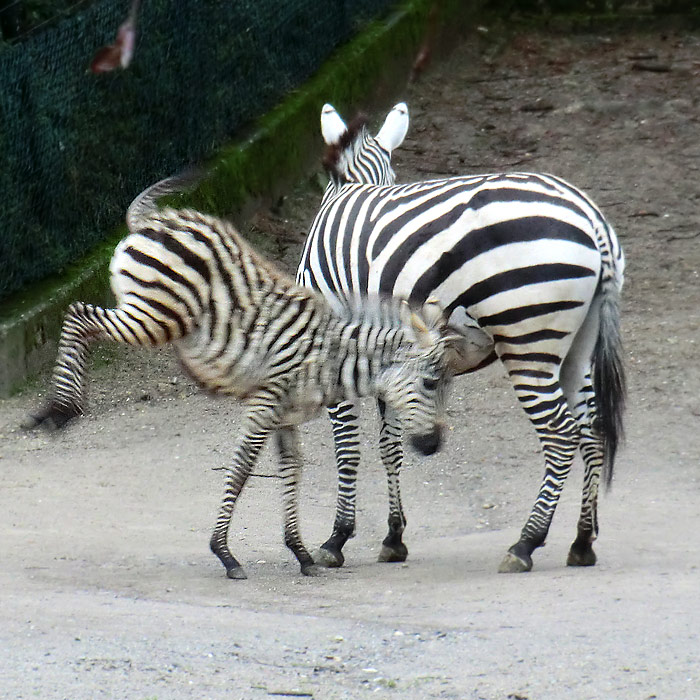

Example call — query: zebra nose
[410,426,442,456]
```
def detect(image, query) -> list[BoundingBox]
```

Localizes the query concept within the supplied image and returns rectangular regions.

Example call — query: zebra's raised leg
[315,401,360,568]
[499,375,581,573]
[376,398,408,563]
[25,301,178,429]
[276,426,322,576]
[210,400,279,580]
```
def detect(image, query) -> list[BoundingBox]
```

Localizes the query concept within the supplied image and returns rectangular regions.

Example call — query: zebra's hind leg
[376,399,408,563]
[25,301,171,430]
[499,374,580,573]
[315,401,360,568]
[563,374,602,568]
[559,301,605,567]
[567,427,602,567]
[277,426,322,577]
[210,400,278,579]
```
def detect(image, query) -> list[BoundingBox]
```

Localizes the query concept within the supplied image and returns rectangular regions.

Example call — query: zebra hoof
[378,543,408,563]
[226,566,248,580]
[22,403,80,430]
[498,550,533,573]
[301,564,325,577]
[567,543,597,567]
[313,546,344,568]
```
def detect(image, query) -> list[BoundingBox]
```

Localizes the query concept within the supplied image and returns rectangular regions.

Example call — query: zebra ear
[400,300,433,347]
[375,102,409,152]
[321,103,348,146]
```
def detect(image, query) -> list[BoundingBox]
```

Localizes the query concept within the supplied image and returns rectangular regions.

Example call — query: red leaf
[89,0,139,74]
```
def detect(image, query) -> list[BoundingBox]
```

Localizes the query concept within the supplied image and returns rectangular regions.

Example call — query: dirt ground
[2,23,700,700]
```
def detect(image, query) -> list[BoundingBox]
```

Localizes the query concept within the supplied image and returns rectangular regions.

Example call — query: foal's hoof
[226,566,248,580]
[22,403,80,430]
[313,546,344,568]
[498,550,533,573]
[567,543,597,567]
[378,542,408,563]
[301,563,325,577]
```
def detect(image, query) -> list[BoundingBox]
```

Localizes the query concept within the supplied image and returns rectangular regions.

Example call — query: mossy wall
[0,0,485,396]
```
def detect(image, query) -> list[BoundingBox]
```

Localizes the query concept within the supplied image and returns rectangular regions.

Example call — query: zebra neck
[321,317,405,400]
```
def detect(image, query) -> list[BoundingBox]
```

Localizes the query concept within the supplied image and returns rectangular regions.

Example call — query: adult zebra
[297,103,626,574]
[26,174,457,580]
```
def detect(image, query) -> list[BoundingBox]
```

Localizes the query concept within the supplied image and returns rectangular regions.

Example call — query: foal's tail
[126,169,202,232]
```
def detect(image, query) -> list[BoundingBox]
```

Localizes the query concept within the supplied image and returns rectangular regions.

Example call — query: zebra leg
[25,301,173,430]
[499,378,580,573]
[315,401,360,568]
[376,399,408,563]
[276,426,322,576]
[209,400,279,580]
[567,419,602,567]
[558,302,605,567]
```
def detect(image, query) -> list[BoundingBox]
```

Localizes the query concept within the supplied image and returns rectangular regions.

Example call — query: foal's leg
[276,426,321,576]
[26,301,181,429]
[315,401,361,567]
[209,398,280,580]
[376,399,408,563]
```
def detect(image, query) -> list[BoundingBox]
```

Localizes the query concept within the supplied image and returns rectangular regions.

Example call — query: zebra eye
[423,378,438,391]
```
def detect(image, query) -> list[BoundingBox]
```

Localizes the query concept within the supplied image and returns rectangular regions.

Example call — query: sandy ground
[2,24,700,700]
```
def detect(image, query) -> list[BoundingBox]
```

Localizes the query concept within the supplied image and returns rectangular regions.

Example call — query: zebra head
[320,102,409,192]
[377,299,455,457]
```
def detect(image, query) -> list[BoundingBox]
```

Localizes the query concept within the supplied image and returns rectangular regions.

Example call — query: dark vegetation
[0,0,697,305]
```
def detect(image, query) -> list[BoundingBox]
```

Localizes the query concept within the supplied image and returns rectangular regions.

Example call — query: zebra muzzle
[410,426,442,456]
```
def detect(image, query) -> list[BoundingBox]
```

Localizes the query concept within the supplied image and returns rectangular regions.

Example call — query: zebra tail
[593,282,626,489]
[126,169,203,231]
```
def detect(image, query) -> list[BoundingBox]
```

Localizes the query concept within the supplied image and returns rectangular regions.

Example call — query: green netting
[0,0,397,301]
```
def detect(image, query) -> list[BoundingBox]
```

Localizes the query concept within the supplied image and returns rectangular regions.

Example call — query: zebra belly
[174,325,264,398]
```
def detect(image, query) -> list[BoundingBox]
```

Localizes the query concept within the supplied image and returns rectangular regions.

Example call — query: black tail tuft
[593,289,626,489]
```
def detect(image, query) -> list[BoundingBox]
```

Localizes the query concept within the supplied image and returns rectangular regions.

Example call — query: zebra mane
[331,294,446,344]
[332,293,403,326]
[322,114,369,181]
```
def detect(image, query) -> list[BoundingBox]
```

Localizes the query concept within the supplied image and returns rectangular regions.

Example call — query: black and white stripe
[27,174,457,580]
[297,103,626,573]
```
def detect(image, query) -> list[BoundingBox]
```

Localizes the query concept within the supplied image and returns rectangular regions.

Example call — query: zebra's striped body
[27,175,456,580]
[297,104,626,572]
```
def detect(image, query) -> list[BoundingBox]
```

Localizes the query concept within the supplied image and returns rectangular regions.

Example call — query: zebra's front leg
[499,390,580,573]
[377,399,408,563]
[315,401,360,568]
[276,426,321,576]
[210,402,277,580]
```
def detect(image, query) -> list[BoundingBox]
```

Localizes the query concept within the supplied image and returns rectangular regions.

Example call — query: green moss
[184,0,441,219]
[0,0,481,396]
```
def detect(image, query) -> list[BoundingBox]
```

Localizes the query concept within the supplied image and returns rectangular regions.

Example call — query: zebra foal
[26,175,457,580]
[297,103,626,574]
